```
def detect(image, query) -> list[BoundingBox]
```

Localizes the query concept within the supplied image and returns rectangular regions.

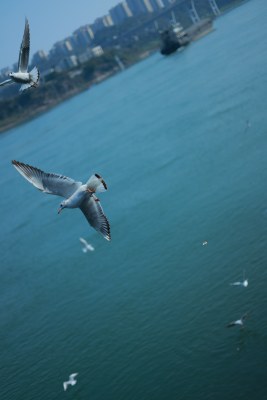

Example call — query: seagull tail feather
[29,66,40,86]
[86,174,107,193]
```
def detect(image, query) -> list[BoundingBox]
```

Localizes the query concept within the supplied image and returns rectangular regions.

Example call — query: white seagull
[230,270,248,287]
[12,160,111,241]
[226,312,249,328]
[79,237,95,252]
[63,373,78,391]
[202,241,208,246]
[0,18,40,92]
[244,119,251,131]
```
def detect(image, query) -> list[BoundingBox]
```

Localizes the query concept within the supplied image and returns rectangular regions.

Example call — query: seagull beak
[58,206,63,214]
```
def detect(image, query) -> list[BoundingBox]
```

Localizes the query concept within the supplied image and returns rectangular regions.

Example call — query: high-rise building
[142,0,154,13]
[127,0,162,14]
[150,0,165,10]
[126,0,147,15]
[31,50,48,65]
[73,25,94,49]
[109,1,133,25]
[49,38,74,64]
[93,17,108,32]
[103,15,114,27]
[30,50,49,71]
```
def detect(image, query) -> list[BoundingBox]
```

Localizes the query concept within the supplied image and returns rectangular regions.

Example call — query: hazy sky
[0,0,119,69]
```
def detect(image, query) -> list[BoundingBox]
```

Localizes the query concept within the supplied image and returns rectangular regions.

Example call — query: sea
[1,1,267,399]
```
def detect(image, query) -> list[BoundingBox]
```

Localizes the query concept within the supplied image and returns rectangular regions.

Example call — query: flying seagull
[79,237,95,252]
[226,312,249,328]
[230,270,248,287]
[0,18,40,92]
[244,119,251,133]
[12,160,111,241]
[63,373,78,391]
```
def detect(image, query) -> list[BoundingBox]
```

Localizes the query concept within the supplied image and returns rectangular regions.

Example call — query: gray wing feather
[80,194,111,241]
[226,321,236,328]
[79,237,87,245]
[0,79,13,87]
[12,160,81,198]
[18,18,30,72]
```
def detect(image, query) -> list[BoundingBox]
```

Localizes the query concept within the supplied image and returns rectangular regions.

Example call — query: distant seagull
[202,241,208,246]
[244,119,251,133]
[230,270,248,287]
[0,18,40,92]
[63,373,78,391]
[226,312,249,328]
[12,160,111,241]
[79,237,95,253]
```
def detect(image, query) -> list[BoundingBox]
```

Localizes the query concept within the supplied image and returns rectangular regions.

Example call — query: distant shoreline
[0,0,249,135]
[0,49,156,135]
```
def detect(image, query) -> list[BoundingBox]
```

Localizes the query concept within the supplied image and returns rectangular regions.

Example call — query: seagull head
[58,201,67,214]
[9,72,14,77]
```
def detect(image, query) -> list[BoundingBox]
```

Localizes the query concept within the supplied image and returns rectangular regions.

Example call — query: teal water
[1,1,267,399]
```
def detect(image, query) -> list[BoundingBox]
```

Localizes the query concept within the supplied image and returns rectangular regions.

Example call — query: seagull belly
[67,187,88,208]
[11,72,30,83]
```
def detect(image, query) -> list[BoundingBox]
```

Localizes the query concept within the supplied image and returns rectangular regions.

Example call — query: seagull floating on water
[12,160,111,241]
[79,237,95,252]
[63,373,78,391]
[230,270,248,287]
[226,312,248,328]
[202,241,208,246]
[0,18,39,92]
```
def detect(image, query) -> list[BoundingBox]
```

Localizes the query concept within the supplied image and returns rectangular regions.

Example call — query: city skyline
[0,0,120,69]
[0,0,173,73]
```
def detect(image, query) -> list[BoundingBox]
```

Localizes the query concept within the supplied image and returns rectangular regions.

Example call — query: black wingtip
[12,160,25,168]
[95,173,108,190]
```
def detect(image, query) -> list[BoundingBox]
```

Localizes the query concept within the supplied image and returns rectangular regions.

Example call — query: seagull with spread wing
[230,270,248,287]
[226,312,249,328]
[12,160,111,241]
[63,373,78,391]
[0,18,39,92]
[79,237,95,252]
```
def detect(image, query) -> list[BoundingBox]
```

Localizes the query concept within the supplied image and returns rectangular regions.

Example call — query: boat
[160,19,213,56]
[160,23,190,56]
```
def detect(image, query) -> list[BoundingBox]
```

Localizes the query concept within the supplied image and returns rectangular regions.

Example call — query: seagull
[63,373,78,391]
[230,270,248,287]
[12,160,111,241]
[226,312,249,328]
[244,119,251,133]
[0,18,40,92]
[202,241,208,246]
[79,237,95,252]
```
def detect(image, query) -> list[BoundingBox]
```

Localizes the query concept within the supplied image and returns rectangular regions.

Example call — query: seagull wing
[18,18,30,72]
[226,321,236,328]
[80,194,111,241]
[63,382,68,391]
[69,373,78,380]
[12,160,82,198]
[79,237,88,246]
[0,79,13,87]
